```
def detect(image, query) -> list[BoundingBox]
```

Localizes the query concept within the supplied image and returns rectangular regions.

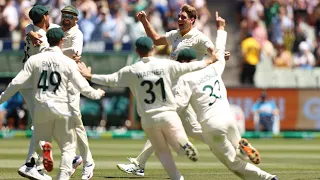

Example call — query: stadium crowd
[237,0,320,85]
[0,0,213,43]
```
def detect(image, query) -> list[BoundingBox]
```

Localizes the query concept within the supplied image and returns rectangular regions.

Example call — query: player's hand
[28,31,43,46]
[78,62,92,80]
[73,51,82,63]
[97,88,105,97]
[225,51,230,61]
[137,11,147,23]
[205,51,218,65]
[215,11,226,30]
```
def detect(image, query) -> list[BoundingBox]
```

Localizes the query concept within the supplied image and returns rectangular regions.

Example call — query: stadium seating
[255,67,320,88]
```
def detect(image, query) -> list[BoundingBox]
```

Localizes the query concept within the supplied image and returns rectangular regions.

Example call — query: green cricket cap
[29,5,49,23]
[61,5,79,16]
[46,28,64,43]
[177,48,197,62]
[135,36,154,53]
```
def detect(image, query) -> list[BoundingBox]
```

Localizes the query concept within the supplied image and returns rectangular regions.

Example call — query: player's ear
[190,17,195,24]
[75,17,78,23]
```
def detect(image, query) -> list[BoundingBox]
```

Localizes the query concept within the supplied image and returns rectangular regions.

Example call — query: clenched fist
[136,11,147,23]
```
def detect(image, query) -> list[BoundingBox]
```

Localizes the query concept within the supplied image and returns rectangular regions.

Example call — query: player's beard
[62,19,71,30]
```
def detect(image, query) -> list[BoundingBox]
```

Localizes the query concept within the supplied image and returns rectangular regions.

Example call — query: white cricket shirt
[62,25,83,58]
[90,57,207,119]
[0,46,102,106]
[165,27,214,60]
[174,30,229,122]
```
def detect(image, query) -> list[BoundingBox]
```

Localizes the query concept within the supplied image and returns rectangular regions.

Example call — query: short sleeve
[165,30,178,45]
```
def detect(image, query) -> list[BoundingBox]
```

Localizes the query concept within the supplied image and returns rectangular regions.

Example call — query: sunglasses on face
[62,13,75,20]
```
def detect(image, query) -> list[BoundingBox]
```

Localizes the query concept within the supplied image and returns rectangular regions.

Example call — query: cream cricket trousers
[19,89,36,163]
[141,111,189,180]
[201,114,275,180]
[33,101,76,180]
[136,105,203,168]
[69,93,94,166]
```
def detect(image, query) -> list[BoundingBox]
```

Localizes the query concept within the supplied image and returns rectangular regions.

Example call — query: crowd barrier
[228,88,320,130]
[0,130,319,139]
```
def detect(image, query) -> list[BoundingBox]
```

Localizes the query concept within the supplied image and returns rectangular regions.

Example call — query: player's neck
[36,23,48,31]
[180,28,192,37]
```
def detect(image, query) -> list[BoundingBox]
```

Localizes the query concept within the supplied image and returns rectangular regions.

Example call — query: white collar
[44,46,63,53]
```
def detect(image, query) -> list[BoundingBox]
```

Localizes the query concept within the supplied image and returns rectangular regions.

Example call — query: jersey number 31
[141,78,166,104]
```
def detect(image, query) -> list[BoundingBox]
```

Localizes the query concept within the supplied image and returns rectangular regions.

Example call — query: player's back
[23,26,49,63]
[180,65,230,122]
[128,57,181,117]
[27,47,77,103]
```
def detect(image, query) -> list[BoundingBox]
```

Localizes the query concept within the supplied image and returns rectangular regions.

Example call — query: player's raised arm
[211,11,228,75]
[207,12,230,60]
[69,62,105,100]
[170,52,217,78]
[78,62,129,88]
[137,11,168,46]
[0,59,34,104]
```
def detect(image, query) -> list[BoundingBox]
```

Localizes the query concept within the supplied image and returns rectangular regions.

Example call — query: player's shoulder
[48,23,61,30]
[166,29,179,36]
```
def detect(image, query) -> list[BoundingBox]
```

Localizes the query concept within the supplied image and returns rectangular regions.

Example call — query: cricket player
[117,6,228,175]
[173,18,279,180]
[78,36,219,180]
[0,28,105,180]
[18,5,57,180]
[25,6,94,179]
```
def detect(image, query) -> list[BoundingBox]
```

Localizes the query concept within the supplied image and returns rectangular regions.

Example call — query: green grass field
[0,138,319,180]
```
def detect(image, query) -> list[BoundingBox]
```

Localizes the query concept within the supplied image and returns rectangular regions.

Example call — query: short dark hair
[32,12,48,25]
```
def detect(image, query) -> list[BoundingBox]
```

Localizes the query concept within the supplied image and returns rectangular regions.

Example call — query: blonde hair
[180,4,197,24]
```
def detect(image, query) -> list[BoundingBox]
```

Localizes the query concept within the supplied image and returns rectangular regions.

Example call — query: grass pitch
[0,138,319,180]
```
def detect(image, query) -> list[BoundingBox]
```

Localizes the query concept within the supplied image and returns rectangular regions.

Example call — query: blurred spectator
[90,7,108,41]
[1,0,19,38]
[0,101,7,129]
[246,0,264,31]
[124,10,146,42]
[194,2,212,40]
[4,92,25,130]
[163,7,178,31]
[264,0,280,38]
[293,41,315,69]
[77,0,97,18]
[274,44,292,67]
[261,40,277,61]
[252,91,280,134]
[79,10,95,43]
[102,2,126,43]
[252,20,268,46]
[240,33,261,86]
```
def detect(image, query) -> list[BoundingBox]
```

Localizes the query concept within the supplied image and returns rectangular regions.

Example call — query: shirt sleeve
[169,60,207,79]
[90,66,130,87]
[62,30,84,57]
[211,30,227,76]
[251,102,260,112]
[0,59,33,104]
[69,62,102,100]
[165,30,177,45]
[25,23,33,35]
[174,78,192,114]
[199,33,215,51]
